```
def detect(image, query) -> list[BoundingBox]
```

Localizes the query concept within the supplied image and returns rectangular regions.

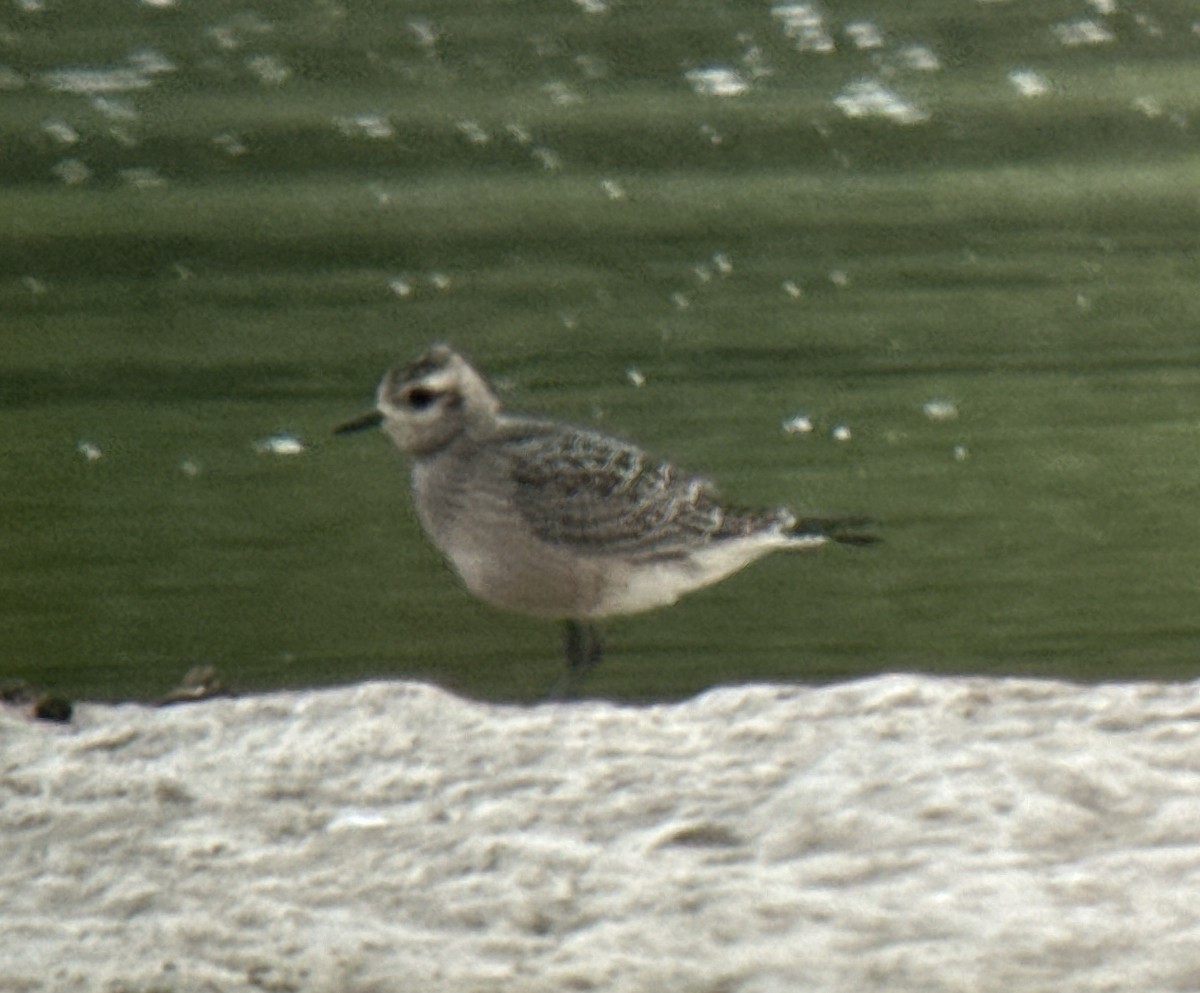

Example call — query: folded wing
[504,425,791,555]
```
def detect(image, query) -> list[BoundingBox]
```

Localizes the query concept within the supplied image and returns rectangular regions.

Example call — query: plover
[337,344,876,695]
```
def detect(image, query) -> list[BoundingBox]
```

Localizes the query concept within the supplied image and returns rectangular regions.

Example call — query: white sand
[3,674,1200,992]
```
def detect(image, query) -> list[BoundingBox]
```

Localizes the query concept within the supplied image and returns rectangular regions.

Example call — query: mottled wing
[504,424,787,555]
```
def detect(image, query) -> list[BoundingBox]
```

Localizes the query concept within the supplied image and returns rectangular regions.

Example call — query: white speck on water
[253,434,306,456]
[120,167,168,190]
[832,422,852,442]
[685,65,749,98]
[408,17,439,49]
[738,40,775,81]
[1075,292,1093,312]
[531,146,563,171]
[1132,95,1163,119]
[41,66,153,93]
[107,124,139,149]
[782,413,814,435]
[1008,68,1051,97]
[698,123,723,145]
[41,119,79,144]
[898,43,941,72]
[1053,18,1115,46]
[923,398,959,422]
[572,0,612,14]
[21,275,48,295]
[829,269,851,287]
[575,53,610,80]
[388,277,413,298]
[76,440,103,462]
[671,291,691,310]
[712,251,733,276]
[782,279,804,299]
[505,123,532,145]
[455,118,491,145]
[542,80,583,106]
[334,113,395,140]
[179,457,202,478]
[599,178,626,200]
[694,264,713,284]
[428,272,452,291]
[952,443,970,461]
[833,78,929,124]
[51,158,91,185]
[245,53,292,86]
[845,20,884,50]
[357,115,395,140]
[1087,0,1118,13]
[576,58,609,86]
[212,131,248,156]
[90,95,139,121]
[126,48,176,78]
[772,1,835,53]
[206,25,238,51]
[1135,12,1163,38]
[585,33,617,64]
[626,367,646,388]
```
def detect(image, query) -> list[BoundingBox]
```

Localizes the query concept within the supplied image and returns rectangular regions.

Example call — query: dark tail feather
[791,515,880,546]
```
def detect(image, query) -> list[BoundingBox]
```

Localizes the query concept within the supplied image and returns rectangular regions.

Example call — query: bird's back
[499,420,796,558]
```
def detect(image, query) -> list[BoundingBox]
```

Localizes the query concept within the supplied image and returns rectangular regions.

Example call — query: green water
[4,0,1200,701]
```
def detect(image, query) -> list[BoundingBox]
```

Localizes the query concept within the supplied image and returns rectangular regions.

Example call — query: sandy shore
[4,674,1200,992]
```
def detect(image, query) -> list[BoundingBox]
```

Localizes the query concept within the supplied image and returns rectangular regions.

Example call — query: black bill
[333,409,384,435]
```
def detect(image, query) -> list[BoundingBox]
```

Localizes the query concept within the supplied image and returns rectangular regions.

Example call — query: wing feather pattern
[504,424,790,555]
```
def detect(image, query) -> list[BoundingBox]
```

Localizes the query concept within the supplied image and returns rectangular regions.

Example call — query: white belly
[585,532,801,619]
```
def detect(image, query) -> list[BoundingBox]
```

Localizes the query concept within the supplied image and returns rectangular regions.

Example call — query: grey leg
[550,620,603,699]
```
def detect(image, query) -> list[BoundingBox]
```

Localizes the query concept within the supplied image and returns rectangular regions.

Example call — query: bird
[336,344,876,696]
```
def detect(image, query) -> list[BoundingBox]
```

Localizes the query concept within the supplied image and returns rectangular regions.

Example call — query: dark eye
[406,387,439,410]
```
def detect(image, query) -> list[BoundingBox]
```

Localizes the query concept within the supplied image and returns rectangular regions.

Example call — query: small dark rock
[33,695,74,723]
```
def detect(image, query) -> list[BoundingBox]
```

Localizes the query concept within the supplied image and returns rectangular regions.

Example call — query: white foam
[685,66,750,98]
